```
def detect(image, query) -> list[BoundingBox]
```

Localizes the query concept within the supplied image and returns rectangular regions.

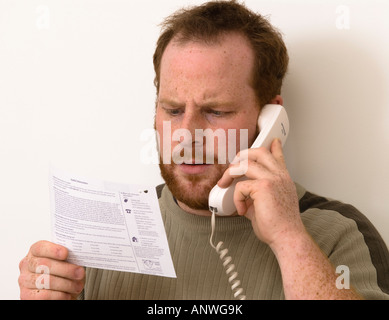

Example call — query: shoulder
[299,188,389,297]
[156,184,165,199]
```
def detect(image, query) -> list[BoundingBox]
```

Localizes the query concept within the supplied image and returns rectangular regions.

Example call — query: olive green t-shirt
[82,184,389,300]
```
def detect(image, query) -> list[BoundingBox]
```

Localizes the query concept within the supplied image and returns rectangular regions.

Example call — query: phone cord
[210,209,246,301]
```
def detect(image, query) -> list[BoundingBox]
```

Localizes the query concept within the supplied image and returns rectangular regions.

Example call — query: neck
[176,199,239,217]
[176,199,213,217]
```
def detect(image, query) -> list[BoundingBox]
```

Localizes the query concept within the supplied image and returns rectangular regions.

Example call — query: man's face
[155,33,260,213]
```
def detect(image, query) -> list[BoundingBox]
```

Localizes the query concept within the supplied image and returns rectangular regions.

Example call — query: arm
[218,139,362,300]
[269,227,362,299]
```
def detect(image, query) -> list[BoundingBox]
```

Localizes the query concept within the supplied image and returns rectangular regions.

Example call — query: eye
[210,110,224,116]
[161,105,183,116]
[206,109,232,117]
[167,109,182,116]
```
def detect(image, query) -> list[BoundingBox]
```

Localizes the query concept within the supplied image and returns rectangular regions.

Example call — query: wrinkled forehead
[159,32,256,99]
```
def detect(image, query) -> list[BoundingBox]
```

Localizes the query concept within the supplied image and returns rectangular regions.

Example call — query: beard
[155,119,259,211]
[159,161,228,211]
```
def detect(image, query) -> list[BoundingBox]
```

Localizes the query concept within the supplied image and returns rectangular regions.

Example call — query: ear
[269,95,284,106]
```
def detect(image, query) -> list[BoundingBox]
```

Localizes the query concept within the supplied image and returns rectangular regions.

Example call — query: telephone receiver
[208,104,290,216]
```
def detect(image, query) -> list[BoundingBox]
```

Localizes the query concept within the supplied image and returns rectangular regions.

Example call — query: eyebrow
[158,98,234,109]
[158,99,185,108]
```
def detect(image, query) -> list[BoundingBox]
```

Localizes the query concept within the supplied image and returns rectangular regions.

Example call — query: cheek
[239,111,260,149]
[225,120,259,158]
[156,124,170,160]
[155,116,184,162]
[246,122,260,148]
[155,111,169,156]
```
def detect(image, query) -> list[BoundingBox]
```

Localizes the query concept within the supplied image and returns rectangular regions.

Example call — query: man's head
[153,1,289,214]
[153,0,289,108]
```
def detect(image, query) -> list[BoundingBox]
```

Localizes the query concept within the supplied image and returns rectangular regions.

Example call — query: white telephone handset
[209,104,289,216]
[207,104,289,300]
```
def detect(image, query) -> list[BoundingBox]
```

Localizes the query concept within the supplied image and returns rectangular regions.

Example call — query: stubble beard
[159,161,228,211]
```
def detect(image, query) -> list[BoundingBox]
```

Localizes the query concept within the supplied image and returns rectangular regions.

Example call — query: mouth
[179,163,213,175]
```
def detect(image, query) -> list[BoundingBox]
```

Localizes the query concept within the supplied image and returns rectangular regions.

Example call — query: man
[19,1,389,300]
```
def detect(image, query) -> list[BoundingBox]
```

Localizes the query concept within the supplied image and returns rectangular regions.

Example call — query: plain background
[1,0,388,300]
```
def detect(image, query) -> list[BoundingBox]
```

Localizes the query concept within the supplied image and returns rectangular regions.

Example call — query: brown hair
[153,0,289,107]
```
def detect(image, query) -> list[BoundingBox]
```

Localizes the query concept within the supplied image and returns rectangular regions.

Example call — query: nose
[174,108,209,163]
[180,107,206,143]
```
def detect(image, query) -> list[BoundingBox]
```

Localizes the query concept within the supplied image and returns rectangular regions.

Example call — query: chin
[159,163,225,211]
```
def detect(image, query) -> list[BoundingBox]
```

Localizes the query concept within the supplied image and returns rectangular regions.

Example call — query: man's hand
[18,241,85,300]
[218,139,362,299]
[218,138,306,247]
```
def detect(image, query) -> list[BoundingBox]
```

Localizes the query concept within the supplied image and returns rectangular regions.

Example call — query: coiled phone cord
[210,209,246,300]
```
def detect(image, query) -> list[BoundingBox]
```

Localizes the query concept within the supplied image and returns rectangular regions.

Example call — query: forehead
[159,33,255,100]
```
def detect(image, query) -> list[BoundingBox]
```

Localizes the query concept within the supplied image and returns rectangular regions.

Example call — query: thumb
[271,139,287,169]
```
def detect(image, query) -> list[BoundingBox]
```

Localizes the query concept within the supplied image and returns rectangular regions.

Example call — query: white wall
[1,0,388,300]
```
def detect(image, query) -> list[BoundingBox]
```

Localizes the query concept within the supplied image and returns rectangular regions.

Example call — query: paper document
[49,167,176,278]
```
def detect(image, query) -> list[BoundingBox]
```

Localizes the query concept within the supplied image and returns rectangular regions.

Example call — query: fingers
[214,139,301,245]
[19,241,85,300]
[233,180,254,216]
[218,139,285,188]
[18,272,84,299]
[18,269,84,294]
[19,287,73,300]
[30,240,69,261]
[24,241,84,280]
[270,138,286,169]
[24,254,84,281]
[239,138,285,170]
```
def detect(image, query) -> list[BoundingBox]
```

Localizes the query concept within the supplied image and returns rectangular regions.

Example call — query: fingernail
[75,267,84,279]
[56,247,66,260]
